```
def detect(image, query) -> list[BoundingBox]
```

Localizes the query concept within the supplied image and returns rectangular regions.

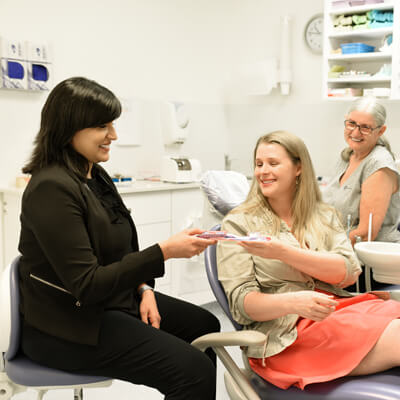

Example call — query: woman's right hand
[159,228,217,260]
[289,291,338,321]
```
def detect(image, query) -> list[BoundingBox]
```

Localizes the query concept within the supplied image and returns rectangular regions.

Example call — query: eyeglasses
[344,120,381,136]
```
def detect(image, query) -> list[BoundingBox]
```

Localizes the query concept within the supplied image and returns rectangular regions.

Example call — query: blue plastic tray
[340,43,375,54]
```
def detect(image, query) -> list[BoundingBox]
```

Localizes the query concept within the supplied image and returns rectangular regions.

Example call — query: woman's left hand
[238,237,284,260]
[139,290,161,329]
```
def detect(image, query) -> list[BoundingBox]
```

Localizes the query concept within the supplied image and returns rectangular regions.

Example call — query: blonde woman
[217,130,400,390]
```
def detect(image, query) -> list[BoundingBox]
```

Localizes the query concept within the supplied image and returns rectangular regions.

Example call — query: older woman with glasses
[323,97,400,290]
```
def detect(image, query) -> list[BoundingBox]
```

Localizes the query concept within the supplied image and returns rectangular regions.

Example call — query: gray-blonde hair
[342,97,394,161]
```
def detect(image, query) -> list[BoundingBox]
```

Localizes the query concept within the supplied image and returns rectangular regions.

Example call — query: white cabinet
[170,189,213,305]
[0,183,213,306]
[122,191,173,295]
[121,187,215,305]
[323,0,400,99]
[0,190,23,269]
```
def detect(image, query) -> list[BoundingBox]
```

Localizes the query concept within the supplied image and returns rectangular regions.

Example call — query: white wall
[221,1,400,178]
[0,0,235,186]
[1,0,400,187]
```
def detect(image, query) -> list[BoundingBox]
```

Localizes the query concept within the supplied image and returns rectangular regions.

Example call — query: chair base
[0,372,26,400]
[0,370,112,400]
[2,356,112,400]
[74,388,83,400]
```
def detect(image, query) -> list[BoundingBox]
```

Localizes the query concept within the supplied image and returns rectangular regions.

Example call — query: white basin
[354,241,400,284]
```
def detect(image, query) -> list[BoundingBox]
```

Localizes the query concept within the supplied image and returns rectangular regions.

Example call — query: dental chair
[0,256,113,400]
[199,170,250,230]
[197,224,400,400]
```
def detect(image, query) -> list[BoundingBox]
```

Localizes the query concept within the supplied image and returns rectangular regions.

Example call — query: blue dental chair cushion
[251,368,400,399]
[6,356,109,387]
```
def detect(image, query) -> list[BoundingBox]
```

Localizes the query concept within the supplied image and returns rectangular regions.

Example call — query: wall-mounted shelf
[328,27,393,39]
[328,52,391,61]
[323,96,365,101]
[329,2,394,15]
[328,77,391,83]
[323,0,399,100]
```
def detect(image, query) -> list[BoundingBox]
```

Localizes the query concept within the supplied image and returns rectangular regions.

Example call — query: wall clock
[304,14,323,54]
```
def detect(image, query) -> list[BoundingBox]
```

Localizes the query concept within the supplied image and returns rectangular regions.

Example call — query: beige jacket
[217,206,362,358]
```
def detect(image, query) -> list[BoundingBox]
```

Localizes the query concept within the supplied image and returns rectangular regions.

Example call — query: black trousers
[22,292,221,400]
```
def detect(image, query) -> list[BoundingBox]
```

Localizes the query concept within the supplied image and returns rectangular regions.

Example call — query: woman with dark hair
[18,77,220,400]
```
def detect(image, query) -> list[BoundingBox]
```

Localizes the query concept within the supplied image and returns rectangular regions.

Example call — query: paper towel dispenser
[161,101,190,145]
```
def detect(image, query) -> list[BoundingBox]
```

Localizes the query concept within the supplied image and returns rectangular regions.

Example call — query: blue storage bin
[340,42,375,54]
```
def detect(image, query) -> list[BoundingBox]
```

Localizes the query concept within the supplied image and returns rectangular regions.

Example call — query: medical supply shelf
[328,51,391,61]
[328,26,393,38]
[323,0,400,100]
[330,2,394,16]
[328,76,391,82]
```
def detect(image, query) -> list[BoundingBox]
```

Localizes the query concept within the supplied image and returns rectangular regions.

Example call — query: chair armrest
[192,331,264,400]
[191,330,265,352]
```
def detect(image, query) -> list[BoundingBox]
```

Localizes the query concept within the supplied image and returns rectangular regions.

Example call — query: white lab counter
[0,180,199,195]
[0,180,214,306]
[117,180,200,193]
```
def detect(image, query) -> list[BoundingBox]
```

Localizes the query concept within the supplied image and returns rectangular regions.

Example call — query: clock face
[305,14,323,54]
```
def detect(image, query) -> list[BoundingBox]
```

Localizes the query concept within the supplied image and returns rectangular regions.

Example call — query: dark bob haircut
[23,77,122,179]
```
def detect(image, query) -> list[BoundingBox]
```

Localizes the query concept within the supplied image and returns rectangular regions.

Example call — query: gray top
[323,145,400,243]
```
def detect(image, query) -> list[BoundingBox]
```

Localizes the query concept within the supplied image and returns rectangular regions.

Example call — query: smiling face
[71,122,117,176]
[344,110,386,156]
[255,142,301,202]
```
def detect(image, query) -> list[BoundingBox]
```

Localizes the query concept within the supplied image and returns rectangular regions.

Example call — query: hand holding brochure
[197,231,270,241]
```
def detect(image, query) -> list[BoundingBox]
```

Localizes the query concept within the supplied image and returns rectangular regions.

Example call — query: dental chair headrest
[200,170,250,216]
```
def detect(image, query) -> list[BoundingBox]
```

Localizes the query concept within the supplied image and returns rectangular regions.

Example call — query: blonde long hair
[235,131,338,248]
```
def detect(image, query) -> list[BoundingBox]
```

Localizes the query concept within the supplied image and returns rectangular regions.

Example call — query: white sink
[354,241,400,284]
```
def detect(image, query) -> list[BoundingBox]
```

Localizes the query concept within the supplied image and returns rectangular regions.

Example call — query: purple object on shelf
[332,0,349,8]
[349,0,365,6]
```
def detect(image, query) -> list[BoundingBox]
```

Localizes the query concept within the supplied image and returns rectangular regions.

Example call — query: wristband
[138,284,154,297]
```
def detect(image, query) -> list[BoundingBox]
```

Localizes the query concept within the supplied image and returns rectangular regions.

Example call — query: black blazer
[18,164,164,345]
